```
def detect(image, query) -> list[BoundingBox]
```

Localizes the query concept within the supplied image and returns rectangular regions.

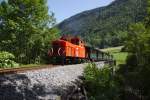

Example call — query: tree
[145,0,150,27]
[117,0,150,99]
[0,0,59,64]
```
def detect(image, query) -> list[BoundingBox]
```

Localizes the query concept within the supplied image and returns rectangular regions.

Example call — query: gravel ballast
[0,62,105,100]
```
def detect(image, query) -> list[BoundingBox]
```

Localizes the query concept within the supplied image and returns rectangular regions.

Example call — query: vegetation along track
[0,65,59,75]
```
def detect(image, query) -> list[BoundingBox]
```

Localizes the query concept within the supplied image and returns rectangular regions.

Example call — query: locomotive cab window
[71,37,85,46]
[71,38,79,45]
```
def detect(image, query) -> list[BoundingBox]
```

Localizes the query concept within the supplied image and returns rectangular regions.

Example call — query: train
[48,35,114,64]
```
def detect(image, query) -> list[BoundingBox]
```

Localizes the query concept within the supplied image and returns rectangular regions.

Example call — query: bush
[0,51,19,68]
[83,63,120,100]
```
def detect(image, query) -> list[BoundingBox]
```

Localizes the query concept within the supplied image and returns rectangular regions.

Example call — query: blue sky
[48,0,115,23]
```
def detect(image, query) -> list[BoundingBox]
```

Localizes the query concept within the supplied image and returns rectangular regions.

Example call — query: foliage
[58,0,147,48]
[83,63,120,100]
[0,0,59,64]
[117,1,150,98]
[0,51,15,60]
[119,22,150,99]
[0,51,19,68]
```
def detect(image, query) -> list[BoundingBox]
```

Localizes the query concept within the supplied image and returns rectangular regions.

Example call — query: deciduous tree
[0,0,59,64]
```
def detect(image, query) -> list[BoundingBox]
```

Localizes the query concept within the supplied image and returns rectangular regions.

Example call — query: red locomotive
[48,35,113,64]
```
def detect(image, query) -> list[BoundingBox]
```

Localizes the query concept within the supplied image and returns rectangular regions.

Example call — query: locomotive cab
[71,37,85,47]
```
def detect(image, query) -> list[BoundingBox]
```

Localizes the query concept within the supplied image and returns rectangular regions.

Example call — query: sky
[48,0,115,23]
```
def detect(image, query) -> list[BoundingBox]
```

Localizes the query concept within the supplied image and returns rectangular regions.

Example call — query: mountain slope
[58,0,147,48]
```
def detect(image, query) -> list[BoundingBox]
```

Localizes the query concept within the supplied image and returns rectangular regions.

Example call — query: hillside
[57,0,147,48]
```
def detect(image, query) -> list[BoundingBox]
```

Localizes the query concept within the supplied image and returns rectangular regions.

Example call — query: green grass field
[101,46,128,65]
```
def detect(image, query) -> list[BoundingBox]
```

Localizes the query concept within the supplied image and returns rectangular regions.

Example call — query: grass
[112,52,128,65]
[20,64,43,68]
[101,46,128,65]
[101,46,124,52]
[0,64,42,69]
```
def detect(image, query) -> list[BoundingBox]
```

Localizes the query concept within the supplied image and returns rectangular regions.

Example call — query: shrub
[83,63,120,100]
[0,51,19,68]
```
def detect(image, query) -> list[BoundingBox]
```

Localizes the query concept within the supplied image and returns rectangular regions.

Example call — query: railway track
[0,65,58,75]
[0,60,115,75]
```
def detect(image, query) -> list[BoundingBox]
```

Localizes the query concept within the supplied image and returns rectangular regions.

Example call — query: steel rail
[0,65,58,75]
